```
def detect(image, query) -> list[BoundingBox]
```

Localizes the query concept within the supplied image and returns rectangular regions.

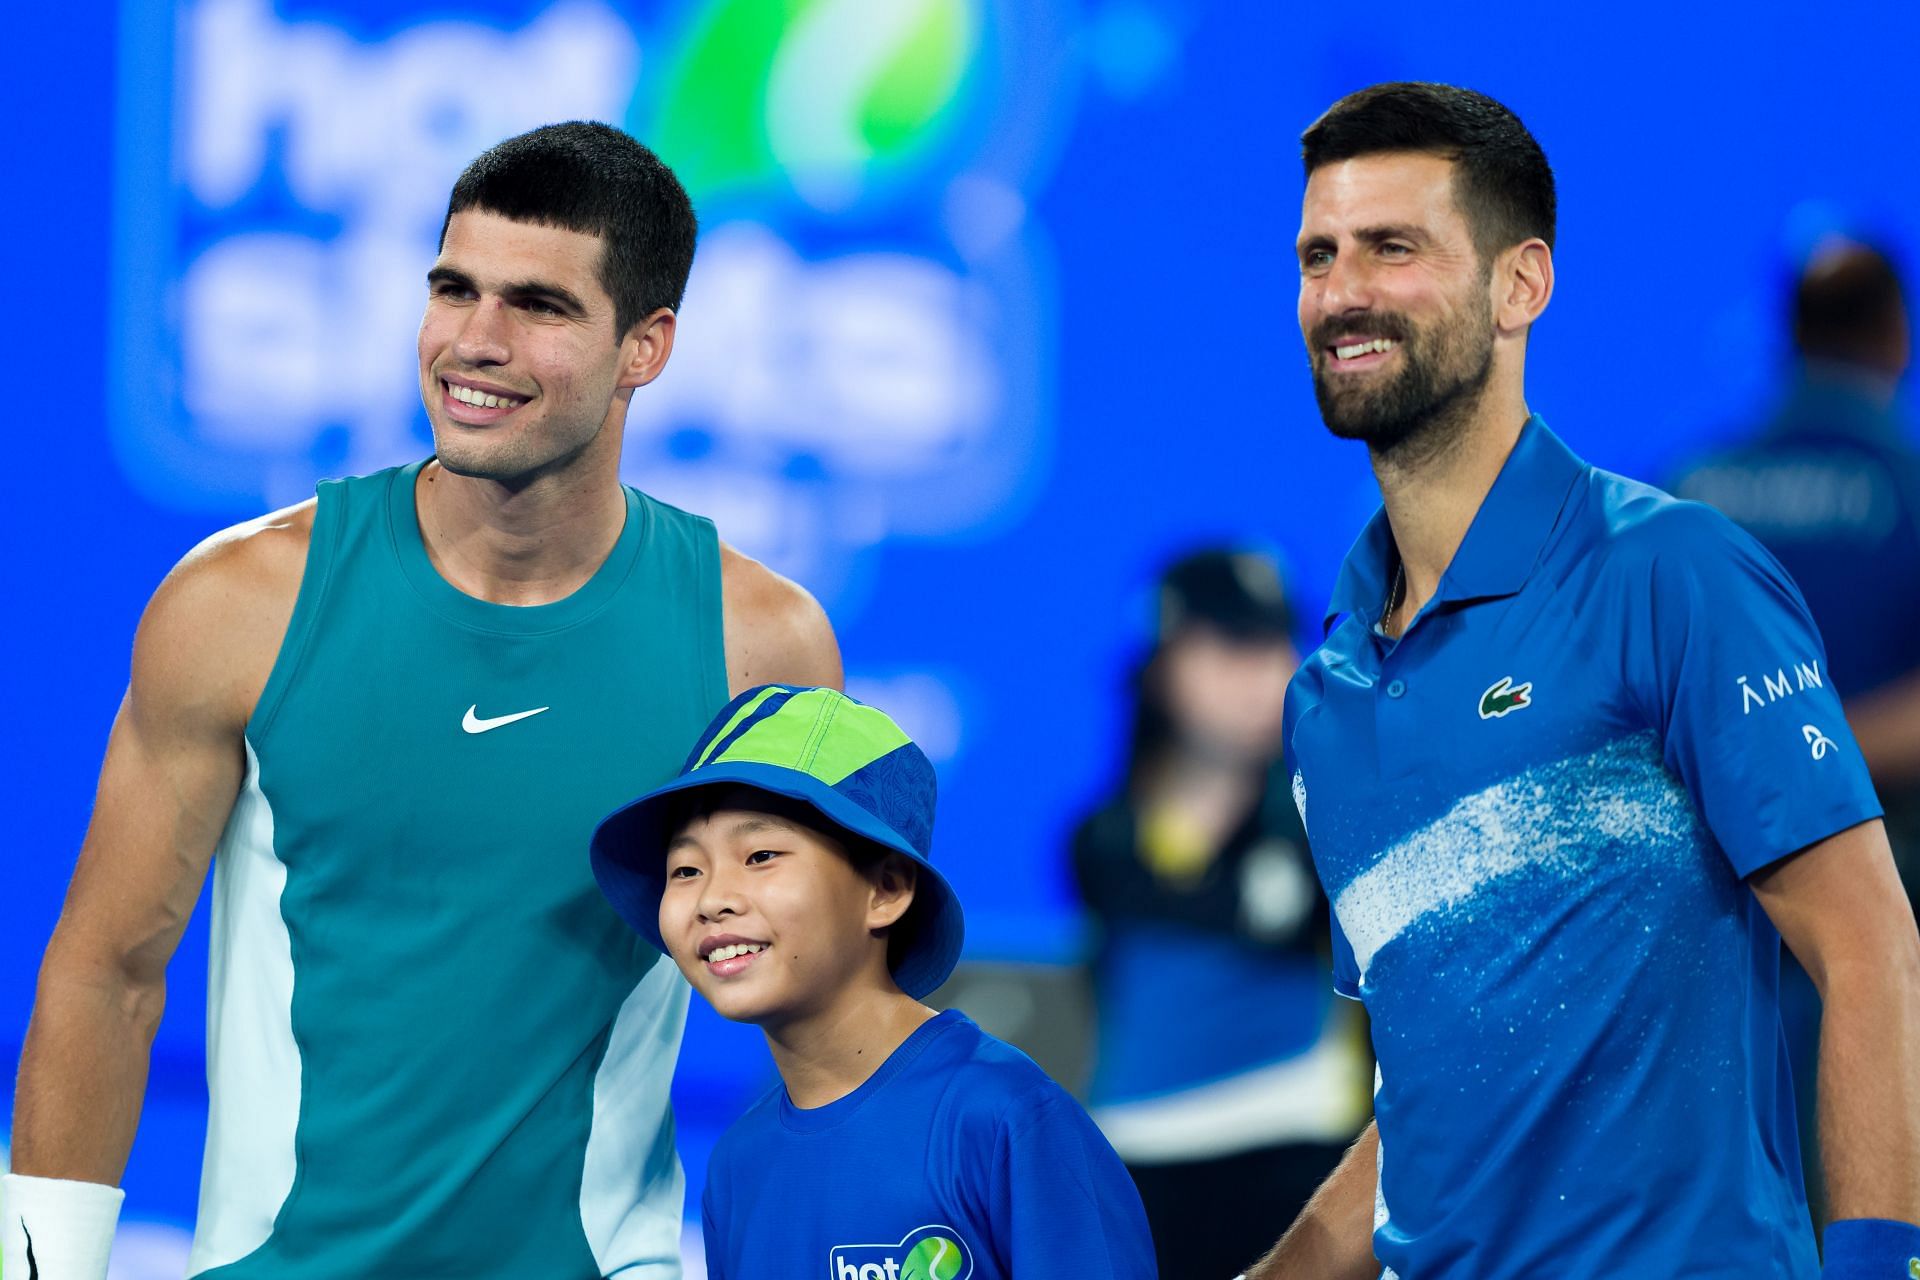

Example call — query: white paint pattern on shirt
[1333,733,1704,983]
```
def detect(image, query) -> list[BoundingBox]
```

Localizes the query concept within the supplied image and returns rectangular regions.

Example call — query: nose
[695,863,745,923]
[451,297,512,367]
[1310,251,1375,327]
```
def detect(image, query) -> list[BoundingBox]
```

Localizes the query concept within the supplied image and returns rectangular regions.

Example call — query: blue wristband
[1821,1218,1920,1279]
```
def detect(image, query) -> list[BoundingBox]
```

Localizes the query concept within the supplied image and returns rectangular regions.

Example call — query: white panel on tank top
[187,742,302,1276]
[580,950,692,1276]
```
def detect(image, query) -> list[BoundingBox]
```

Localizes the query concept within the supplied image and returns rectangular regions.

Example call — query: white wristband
[2,1173,124,1280]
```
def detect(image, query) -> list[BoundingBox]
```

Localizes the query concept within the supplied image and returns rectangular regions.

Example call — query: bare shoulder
[133,499,316,731]
[718,542,842,695]
[48,501,318,977]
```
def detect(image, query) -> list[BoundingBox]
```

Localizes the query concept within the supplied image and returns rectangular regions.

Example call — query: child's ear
[866,854,918,931]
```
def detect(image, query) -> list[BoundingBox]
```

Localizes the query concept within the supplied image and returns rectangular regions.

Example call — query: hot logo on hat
[830,1224,974,1280]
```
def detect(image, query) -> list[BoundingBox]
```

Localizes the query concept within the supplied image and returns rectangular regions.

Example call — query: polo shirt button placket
[1376,664,1419,778]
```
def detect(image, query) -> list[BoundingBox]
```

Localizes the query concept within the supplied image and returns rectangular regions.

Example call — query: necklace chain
[1382,564,1405,637]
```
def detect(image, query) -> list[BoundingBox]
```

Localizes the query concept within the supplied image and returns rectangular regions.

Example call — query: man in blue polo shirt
[1246,83,1920,1280]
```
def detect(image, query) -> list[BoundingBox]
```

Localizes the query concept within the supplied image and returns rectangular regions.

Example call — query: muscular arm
[10,508,306,1182]
[719,543,841,696]
[1244,1121,1379,1280]
[1751,819,1920,1223]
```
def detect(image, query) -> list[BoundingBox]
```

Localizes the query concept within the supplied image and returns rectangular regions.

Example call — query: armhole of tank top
[697,515,728,708]
[245,482,346,751]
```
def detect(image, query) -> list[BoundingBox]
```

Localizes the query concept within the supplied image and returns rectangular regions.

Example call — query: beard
[1308,294,1496,460]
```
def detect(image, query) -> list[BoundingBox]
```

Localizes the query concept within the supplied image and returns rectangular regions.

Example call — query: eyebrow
[1297,223,1432,257]
[426,266,590,317]
[667,813,806,853]
[722,815,805,839]
[1354,223,1430,246]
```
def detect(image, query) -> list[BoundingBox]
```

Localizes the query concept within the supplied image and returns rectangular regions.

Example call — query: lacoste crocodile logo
[1478,676,1533,720]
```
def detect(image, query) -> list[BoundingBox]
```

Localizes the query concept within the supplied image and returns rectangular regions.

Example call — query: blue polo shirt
[1284,416,1882,1280]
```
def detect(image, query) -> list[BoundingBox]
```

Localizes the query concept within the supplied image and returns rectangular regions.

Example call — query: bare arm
[720,543,842,696]
[11,509,306,1182]
[1244,1121,1379,1280]
[1751,819,1920,1223]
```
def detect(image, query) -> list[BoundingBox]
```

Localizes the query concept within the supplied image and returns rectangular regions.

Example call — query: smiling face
[658,797,916,1028]
[417,209,672,485]
[1297,152,1498,456]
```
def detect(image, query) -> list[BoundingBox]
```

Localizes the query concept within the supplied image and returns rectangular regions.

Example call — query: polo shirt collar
[1325,415,1586,630]
[1325,505,1397,631]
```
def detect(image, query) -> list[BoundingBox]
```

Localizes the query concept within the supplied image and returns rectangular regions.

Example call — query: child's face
[659,805,914,1024]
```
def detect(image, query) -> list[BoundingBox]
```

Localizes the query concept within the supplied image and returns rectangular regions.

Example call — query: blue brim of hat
[590,761,965,1001]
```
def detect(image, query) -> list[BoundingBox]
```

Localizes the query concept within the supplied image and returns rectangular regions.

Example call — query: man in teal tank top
[7,123,841,1280]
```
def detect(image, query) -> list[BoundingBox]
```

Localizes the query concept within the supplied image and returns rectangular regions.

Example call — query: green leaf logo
[639,0,979,209]
[900,1234,966,1280]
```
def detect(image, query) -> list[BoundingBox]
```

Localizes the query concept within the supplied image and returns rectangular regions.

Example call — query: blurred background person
[1672,238,1920,1224]
[1070,548,1369,1280]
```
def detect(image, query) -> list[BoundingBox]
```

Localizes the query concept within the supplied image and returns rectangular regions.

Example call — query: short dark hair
[442,121,698,339]
[1302,82,1556,263]
[1794,241,1906,364]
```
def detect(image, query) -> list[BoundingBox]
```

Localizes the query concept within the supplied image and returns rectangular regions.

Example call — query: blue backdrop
[6,0,1918,1261]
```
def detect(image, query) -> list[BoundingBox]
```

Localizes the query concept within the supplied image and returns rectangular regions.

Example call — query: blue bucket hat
[590,684,964,1000]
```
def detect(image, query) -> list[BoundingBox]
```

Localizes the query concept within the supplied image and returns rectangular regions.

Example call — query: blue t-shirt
[701,1010,1157,1280]
[1285,417,1882,1280]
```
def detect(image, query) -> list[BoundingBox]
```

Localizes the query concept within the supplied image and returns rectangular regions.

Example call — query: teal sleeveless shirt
[187,462,727,1278]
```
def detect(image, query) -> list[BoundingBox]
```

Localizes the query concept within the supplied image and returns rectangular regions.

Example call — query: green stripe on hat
[693,685,784,769]
[805,699,912,782]
[711,690,911,784]
[705,687,835,771]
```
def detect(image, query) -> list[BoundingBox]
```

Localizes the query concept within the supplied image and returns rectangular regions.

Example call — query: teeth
[708,943,768,963]
[447,382,525,409]
[1334,338,1397,360]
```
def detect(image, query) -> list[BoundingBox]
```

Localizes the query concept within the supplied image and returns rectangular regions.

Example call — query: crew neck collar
[776,1009,968,1134]
[387,459,647,635]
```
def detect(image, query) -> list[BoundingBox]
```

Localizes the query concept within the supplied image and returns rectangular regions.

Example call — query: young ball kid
[592,684,1157,1279]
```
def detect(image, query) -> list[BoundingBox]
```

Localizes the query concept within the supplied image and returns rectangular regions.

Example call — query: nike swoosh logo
[462,704,550,734]
[24,1220,39,1279]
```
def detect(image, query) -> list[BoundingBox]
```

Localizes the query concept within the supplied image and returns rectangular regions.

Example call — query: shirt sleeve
[987,1089,1158,1278]
[1623,502,1883,877]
